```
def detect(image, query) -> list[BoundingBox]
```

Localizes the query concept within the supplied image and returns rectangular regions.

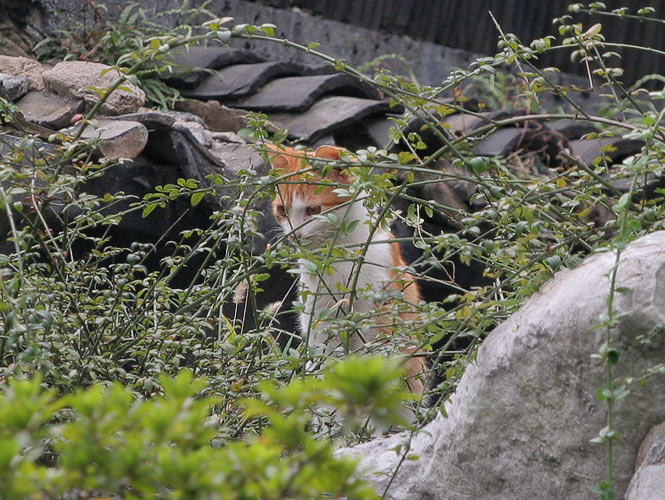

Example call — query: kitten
[267,144,426,393]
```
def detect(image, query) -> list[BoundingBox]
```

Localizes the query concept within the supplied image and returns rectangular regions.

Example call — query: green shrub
[0,358,412,499]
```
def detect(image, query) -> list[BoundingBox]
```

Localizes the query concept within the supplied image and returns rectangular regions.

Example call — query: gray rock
[309,133,337,149]
[0,73,29,101]
[626,422,665,500]
[156,109,205,125]
[0,55,46,90]
[16,90,85,129]
[210,131,247,144]
[42,61,146,115]
[72,119,149,159]
[635,421,665,470]
[471,122,571,168]
[339,231,665,499]
[209,141,263,175]
[173,121,211,147]
[107,110,176,130]
[174,99,253,132]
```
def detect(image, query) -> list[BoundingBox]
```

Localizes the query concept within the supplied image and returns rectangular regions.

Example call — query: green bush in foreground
[0,358,411,499]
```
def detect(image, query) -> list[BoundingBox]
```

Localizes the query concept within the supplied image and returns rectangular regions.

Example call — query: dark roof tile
[164,46,265,89]
[570,137,643,167]
[181,62,317,100]
[269,96,402,142]
[233,73,380,112]
[472,127,526,156]
[444,108,525,136]
[359,115,399,148]
[547,119,598,140]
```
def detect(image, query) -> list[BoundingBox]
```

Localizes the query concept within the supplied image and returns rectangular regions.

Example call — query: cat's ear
[314,146,352,183]
[265,143,291,171]
[314,145,345,160]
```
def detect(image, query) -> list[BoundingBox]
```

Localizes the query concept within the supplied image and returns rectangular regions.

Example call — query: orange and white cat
[267,144,426,393]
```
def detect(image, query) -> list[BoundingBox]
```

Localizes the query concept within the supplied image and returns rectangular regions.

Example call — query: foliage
[34,1,219,109]
[2,1,665,498]
[0,362,404,499]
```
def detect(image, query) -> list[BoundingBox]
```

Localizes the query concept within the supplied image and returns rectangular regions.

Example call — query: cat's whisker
[265,227,285,243]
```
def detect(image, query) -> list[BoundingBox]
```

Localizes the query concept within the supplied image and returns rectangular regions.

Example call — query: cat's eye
[275,205,286,217]
[305,206,321,216]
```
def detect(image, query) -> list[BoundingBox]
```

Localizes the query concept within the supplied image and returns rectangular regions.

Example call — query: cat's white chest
[297,228,394,352]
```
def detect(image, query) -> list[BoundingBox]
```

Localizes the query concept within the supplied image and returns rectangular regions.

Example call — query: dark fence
[249,0,665,85]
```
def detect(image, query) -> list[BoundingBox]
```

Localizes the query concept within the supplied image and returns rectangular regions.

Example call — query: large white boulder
[340,231,665,499]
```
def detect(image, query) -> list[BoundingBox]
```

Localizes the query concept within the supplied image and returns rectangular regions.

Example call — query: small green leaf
[615,193,631,211]
[583,23,602,38]
[546,255,561,270]
[142,203,157,218]
[260,23,276,36]
[190,192,205,206]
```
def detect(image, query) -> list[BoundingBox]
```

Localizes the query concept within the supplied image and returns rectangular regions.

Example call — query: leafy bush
[0,360,410,499]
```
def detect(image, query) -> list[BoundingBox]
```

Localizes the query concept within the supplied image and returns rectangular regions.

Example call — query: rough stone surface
[26,0,604,112]
[626,421,665,500]
[107,110,176,131]
[0,55,46,90]
[210,131,247,144]
[339,231,665,499]
[209,141,263,175]
[42,61,146,115]
[173,121,212,147]
[635,421,665,470]
[16,90,85,129]
[0,6,47,58]
[175,99,254,132]
[73,119,149,159]
[0,73,29,101]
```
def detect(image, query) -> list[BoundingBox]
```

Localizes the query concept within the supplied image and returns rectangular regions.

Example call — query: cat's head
[267,144,355,245]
